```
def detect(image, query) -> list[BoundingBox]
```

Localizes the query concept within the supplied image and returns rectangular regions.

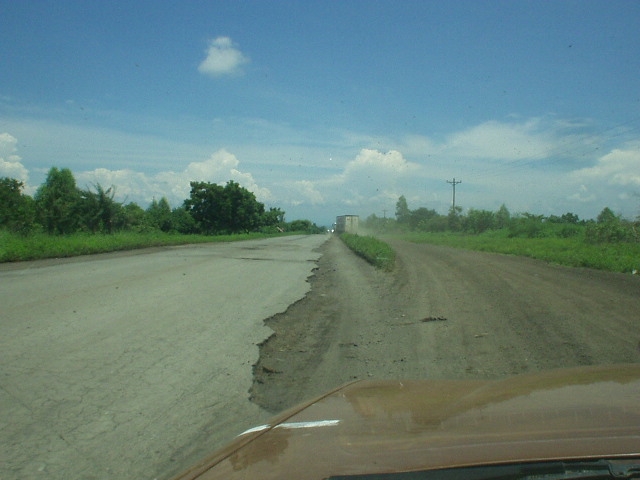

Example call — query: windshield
[1,2,638,480]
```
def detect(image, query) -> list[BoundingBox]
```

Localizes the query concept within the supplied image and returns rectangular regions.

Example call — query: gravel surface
[251,235,640,413]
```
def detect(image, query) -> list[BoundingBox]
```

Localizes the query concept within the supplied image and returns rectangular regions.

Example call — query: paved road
[0,235,327,480]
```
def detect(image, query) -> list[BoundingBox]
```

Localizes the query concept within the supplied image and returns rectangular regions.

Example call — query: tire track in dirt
[250,236,640,414]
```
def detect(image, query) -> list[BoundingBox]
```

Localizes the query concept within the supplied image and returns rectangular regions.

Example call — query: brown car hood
[174,364,640,479]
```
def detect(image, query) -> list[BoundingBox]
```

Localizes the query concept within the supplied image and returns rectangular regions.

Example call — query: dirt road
[251,235,640,413]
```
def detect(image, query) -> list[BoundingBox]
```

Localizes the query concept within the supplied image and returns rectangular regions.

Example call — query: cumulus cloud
[272,149,419,213]
[337,149,419,200]
[571,145,640,187]
[78,149,272,207]
[164,149,271,201]
[229,168,272,201]
[198,36,249,77]
[291,180,324,205]
[0,132,29,183]
[344,148,417,175]
[7,113,637,223]
[290,149,420,210]
[183,148,239,178]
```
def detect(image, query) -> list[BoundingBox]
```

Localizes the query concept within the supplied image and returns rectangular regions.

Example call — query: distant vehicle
[171,364,640,479]
[335,215,359,234]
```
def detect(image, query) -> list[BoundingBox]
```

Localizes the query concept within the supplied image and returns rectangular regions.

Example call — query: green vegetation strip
[0,231,297,263]
[340,233,395,271]
[396,230,640,274]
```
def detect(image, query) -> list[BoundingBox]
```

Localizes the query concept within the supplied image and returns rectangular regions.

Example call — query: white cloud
[5,112,637,223]
[229,168,273,202]
[567,184,597,203]
[272,149,419,214]
[198,36,249,77]
[444,119,553,160]
[76,168,155,202]
[571,145,640,187]
[290,180,324,206]
[335,149,419,202]
[344,148,417,175]
[184,149,239,178]
[0,132,29,183]
[76,149,272,208]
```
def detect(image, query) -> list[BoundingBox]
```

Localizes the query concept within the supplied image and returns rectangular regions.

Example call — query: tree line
[0,167,323,236]
[364,195,639,244]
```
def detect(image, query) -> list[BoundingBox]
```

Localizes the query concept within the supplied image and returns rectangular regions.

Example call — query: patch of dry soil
[250,236,640,413]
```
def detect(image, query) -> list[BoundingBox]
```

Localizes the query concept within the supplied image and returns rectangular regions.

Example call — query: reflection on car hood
[173,364,640,479]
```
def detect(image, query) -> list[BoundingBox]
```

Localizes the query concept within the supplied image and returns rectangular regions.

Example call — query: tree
[146,197,173,232]
[170,207,198,234]
[586,207,632,243]
[117,202,146,231]
[508,212,545,238]
[79,184,120,233]
[262,207,285,226]
[0,177,36,234]
[260,207,286,232]
[184,180,266,234]
[561,212,580,224]
[288,219,312,232]
[184,182,225,233]
[423,214,448,232]
[495,204,511,229]
[395,195,410,224]
[288,219,323,233]
[409,207,438,231]
[223,180,265,233]
[547,212,580,225]
[464,208,495,234]
[596,207,617,224]
[35,167,82,234]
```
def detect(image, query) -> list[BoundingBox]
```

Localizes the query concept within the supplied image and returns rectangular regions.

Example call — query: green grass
[340,233,396,271]
[0,230,299,263]
[392,230,640,273]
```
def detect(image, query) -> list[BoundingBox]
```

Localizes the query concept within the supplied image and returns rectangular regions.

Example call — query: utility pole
[446,178,462,209]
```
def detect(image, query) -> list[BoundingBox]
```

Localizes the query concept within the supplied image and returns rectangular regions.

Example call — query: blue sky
[1,0,639,226]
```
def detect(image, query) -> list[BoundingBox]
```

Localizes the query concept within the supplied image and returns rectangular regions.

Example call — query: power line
[446,178,462,209]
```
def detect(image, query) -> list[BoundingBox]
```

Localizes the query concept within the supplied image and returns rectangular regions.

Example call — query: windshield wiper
[328,458,640,480]
[602,460,640,479]
[520,459,640,479]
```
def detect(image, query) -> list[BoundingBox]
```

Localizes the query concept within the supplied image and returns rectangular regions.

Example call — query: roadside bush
[287,219,324,234]
[463,208,496,234]
[396,230,640,273]
[170,207,198,234]
[556,225,582,238]
[585,208,638,244]
[340,233,395,271]
[585,221,635,243]
[508,215,546,238]
[0,178,37,235]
